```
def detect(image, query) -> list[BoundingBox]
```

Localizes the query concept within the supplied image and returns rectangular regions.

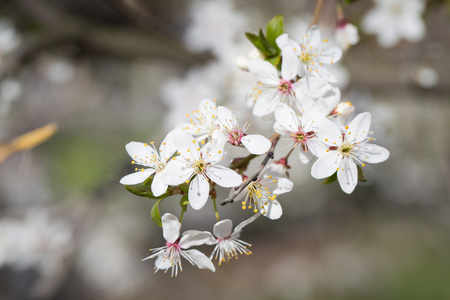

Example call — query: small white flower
[163,130,242,210]
[180,98,219,141]
[329,101,356,130]
[311,112,390,194]
[236,171,293,220]
[235,48,264,71]
[215,105,271,154]
[142,213,215,277]
[362,0,426,48]
[277,26,343,82]
[335,21,360,51]
[120,130,177,197]
[247,59,331,117]
[207,213,260,265]
[273,102,329,164]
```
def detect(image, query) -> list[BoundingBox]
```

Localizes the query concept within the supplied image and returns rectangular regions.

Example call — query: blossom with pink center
[247,59,331,117]
[214,106,271,155]
[335,20,360,51]
[142,213,215,277]
[273,102,330,164]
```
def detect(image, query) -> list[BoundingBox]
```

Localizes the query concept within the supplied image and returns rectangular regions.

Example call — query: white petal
[212,219,233,239]
[299,149,314,164]
[216,106,238,131]
[125,142,157,165]
[206,165,242,188]
[337,158,358,194]
[119,169,154,185]
[162,160,192,186]
[153,253,171,270]
[151,171,169,197]
[320,86,341,114]
[183,249,216,272]
[241,134,271,155]
[281,48,299,81]
[161,213,180,243]
[311,151,342,179]
[179,231,213,249]
[264,200,283,220]
[172,129,200,161]
[360,144,390,164]
[306,25,321,47]
[295,77,332,98]
[272,177,294,194]
[273,103,299,134]
[248,60,280,86]
[160,130,178,161]
[316,46,342,65]
[198,98,217,116]
[315,118,343,148]
[253,90,280,116]
[188,175,210,210]
[346,112,371,143]
[301,100,329,130]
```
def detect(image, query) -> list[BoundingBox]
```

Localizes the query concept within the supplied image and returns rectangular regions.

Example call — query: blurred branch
[0,0,210,81]
[310,0,325,27]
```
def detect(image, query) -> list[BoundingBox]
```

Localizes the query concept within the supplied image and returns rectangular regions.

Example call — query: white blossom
[120,130,177,197]
[247,59,331,117]
[142,213,215,277]
[179,98,219,141]
[311,112,390,194]
[277,26,342,82]
[163,130,242,210]
[215,105,271,154]
[335,21,360,51]
[362,0,426,48]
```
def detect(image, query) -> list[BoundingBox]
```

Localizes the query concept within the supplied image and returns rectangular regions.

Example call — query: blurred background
[0,0,450,299]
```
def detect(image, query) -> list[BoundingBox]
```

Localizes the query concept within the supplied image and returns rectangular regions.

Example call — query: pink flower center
[228,129,245,146]
[291,128,316,152]
[166,241,181,251]
[278,79,293,95]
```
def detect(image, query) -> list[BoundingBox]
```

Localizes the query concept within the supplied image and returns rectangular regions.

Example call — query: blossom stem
[310,0,325,27]
[212,196,220,222]
[230,154,257,172]
[336,1,344,21]
[284,147,295,160]
[220,133,280,206]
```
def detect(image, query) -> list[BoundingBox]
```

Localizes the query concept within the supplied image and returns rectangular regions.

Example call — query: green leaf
[151,198,164,227]
[266,15,283,50]
[179,193,189,212]
[357,165,368,182]
[265,55,281,68]
[323,172,338,185]
[259,29,278,57]
[245,32,266,54]
[125,176,171,199]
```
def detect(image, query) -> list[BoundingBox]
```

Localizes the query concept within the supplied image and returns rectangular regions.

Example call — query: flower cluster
[120,14,389,276]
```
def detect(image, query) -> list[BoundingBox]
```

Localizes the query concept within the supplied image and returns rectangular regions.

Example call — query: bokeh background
[1,0,450,299]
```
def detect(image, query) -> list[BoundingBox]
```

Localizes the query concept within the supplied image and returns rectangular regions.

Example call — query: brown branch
[220,133,280,206]
[309,0,325,27]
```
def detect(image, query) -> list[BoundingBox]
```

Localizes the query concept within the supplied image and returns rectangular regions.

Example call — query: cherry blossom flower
[276,26,342,82]
[335,20,360,51]
[214,105,270,154]
[206,213,260,265]
[329,101,356,130]
[236,171,293,220]
[142,213,215,277]
[311,112,390,194]
[163,130,242,210]
[180,98,219,141]
[362,0,426,48]
[247,59,331,117]
[273,102,329,164]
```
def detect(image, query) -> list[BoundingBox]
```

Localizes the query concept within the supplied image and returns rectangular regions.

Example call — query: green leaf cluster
[245,15,283,68]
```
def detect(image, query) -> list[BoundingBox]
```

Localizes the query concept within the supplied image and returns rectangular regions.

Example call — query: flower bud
[335,21,359,51]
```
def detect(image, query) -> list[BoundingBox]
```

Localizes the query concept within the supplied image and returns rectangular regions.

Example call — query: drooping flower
[207,213,260,265]
[120,130,177,197]
[179,98,219,141]
[362,0,426,48]
[335,20,360,51]
[311,112,390,194]
[273,102,329,164]
[163,130,242,210]
[247,59,331,117]
[214,105,271,154]
[276,26,343,82]
[142,213,215,277]
[236,171,293,220]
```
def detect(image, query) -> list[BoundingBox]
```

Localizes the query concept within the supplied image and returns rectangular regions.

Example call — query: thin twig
[309,0,325,27]
[221,133,280,206]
